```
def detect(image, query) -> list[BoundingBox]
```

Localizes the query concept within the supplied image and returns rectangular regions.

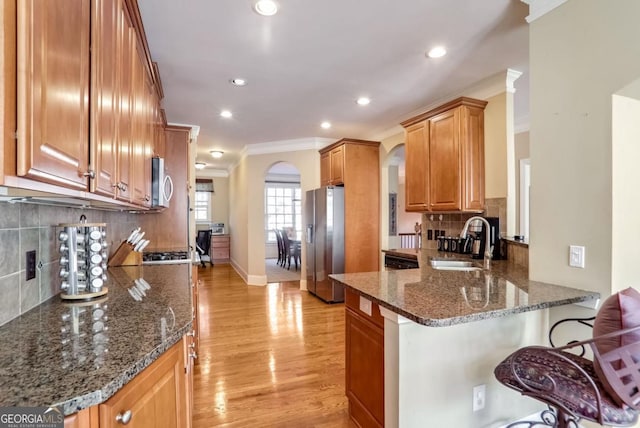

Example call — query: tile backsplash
[420,198,507,250]
[0,202,140,327]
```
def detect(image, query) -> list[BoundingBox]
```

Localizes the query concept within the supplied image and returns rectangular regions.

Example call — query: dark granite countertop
[382,248,420,259]
[332,250,599,327]
[502,237,530,247]
[0,264,192,415]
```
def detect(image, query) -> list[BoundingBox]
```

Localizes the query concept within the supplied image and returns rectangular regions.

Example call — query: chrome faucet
[460,216,493,270]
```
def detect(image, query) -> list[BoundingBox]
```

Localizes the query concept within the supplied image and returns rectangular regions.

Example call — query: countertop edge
[341,284,599,327]
[56,322,192,415]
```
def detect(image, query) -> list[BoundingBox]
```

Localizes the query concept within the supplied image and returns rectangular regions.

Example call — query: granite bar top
[332,250,599,327]
[0,264,192,416]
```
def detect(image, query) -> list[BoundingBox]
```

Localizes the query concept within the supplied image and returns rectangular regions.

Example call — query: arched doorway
[381,144,422,253]
[264,161,302,283]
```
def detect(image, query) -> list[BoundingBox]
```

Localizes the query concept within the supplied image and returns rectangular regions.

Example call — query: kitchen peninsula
[332,251,599,428]
[0,264,194,426]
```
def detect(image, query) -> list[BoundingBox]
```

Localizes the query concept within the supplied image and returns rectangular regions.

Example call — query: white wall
[514,132,530,234]
[384,309,547,428]
[485,93,508,199]
[612,85,640,293]
[211,177,229,226]
[529,0,640,297]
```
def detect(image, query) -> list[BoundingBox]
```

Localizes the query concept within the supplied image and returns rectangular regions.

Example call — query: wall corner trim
[521,0,568,23]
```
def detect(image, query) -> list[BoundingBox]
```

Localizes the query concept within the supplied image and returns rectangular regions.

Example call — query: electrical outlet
[472,384,486,412]
[569,245,585,268]
[26,250,36,281]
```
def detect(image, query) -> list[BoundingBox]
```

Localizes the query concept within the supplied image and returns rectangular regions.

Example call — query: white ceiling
[138,0,530,173]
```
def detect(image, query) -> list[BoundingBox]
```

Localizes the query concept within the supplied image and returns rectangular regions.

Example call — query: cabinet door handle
[189,350,198,360]
[83,170,95,179]
[186,329,196,337]
[115,410,132,424]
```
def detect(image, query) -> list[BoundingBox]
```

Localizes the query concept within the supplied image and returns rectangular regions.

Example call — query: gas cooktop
[142,251,192,265]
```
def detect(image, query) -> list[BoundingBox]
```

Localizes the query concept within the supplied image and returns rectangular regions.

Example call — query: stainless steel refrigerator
[305,186,345,303]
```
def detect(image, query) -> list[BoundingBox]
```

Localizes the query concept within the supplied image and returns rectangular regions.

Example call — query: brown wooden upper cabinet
[320,144,345,186]
[401,97,487,213]
[16,0,91,190]
[13,0,162,208]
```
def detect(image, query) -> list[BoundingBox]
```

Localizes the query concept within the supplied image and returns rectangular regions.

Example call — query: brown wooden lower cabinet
[64,337,192,428]
[210,234,230,262]
[345,288,384,428]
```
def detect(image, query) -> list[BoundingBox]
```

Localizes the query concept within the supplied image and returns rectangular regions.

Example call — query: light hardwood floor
[193,264,355,427]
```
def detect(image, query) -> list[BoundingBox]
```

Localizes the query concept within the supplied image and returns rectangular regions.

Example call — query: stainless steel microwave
[151,157,174,208]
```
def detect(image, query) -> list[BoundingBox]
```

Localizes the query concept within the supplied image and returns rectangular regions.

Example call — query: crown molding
[194,168,229,178]
[240,137,335,158]
[521,0,568,23]
[167,122,200,141]
[506,69,524,94]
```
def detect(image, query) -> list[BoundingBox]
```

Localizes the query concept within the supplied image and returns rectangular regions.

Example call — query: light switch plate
[569,245,585,268]
[359,296,372,316]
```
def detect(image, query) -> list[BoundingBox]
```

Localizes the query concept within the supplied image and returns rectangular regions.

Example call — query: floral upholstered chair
[494,287,640,428]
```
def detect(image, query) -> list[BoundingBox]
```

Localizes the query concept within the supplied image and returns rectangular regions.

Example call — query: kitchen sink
[430,259,482,271]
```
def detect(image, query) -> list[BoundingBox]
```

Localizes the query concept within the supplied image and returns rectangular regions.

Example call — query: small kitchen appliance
[471,217,503,260]
[152,157,174,208]
[211,223,225,235]
[58,220,108,299]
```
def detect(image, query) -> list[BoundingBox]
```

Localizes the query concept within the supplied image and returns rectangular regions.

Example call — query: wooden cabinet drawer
[211,248,229,259]
[345,287,384,329]
[210,236,230,248]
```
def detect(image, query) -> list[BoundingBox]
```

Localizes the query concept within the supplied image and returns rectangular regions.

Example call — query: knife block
[108,241,142,267]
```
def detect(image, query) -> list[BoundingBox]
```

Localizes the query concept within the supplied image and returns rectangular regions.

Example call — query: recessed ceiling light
[356,97,371,106]
[254,0,278,16]
[230,78,246,86]
[321,121,331,129]
[195,162,206,170]
[210,150,224,159]
[220,110,232,118]
[427,46,447,59]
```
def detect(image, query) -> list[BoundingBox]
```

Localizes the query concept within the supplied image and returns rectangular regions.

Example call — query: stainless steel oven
[384,253,419,270]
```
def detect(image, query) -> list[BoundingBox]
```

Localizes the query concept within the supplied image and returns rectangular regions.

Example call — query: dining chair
[280,229,300,271]
[195,229,213,268]
[274,229,285,266]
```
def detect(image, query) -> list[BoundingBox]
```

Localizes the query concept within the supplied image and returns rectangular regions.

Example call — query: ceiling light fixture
[210,150,224,159]
[230,78,247,86]
[320,121,331,129]
[195,162,206,170]
[427,46,447,59]
[356,97,371,106]
[254,0,278,16]
[220,110,233,118]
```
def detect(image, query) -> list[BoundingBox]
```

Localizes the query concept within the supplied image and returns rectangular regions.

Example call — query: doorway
[264,162,302,283]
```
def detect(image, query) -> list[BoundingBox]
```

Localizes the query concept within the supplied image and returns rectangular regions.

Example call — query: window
[265,182,301,242]
[194,191,211,221]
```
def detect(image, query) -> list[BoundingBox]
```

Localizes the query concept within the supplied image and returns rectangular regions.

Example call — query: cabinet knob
[186,330,196,337]
[119,182,128,192]
[83,170,96,179]
[115,410,132,424]
[189,351,198,360]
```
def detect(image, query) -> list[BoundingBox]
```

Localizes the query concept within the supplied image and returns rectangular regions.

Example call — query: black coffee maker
[472,217,503,260]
